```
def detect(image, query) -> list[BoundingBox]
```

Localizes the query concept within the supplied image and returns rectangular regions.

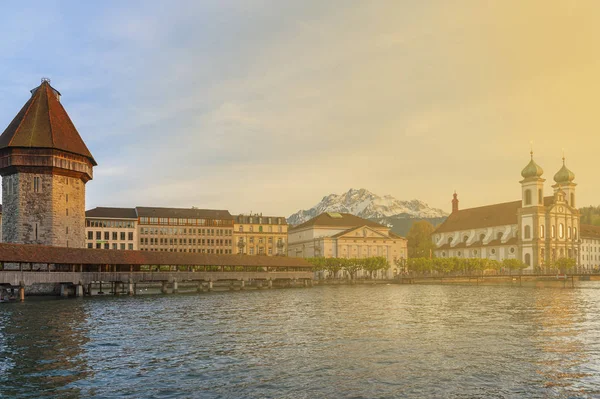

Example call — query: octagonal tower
[0,79,96,247]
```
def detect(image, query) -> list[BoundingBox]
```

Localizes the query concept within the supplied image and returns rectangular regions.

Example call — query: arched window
[574,227,578,240]
[497,232,503,240]
[571,193,575,207]
[559,223,565,239]
[463,235,469,243]
[525,189,532,205]
[538,189,543,205]
[540,225,545,238]
[480,234,486,242]
[447,237,453,244]
[568,226,572,239]
[524,225,531,239]
[525,253,531,266]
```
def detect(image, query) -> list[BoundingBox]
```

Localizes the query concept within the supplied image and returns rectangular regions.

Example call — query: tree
[406,221,436,258]
[553,257,576,273]
[502,259,526,274]
[344,258,362,280]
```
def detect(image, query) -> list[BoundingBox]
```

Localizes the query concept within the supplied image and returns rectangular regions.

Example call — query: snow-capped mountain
[287,188,448,235]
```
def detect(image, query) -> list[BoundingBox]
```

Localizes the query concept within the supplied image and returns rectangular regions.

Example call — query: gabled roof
[86,207,138,219]
[290,212,386,231]
[581,224,600,239]
[0,80,96,165]
[434,197,554,233]
[135,207,233,220]
[330,225,391,239]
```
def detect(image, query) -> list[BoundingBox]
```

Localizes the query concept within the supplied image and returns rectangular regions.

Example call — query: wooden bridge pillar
[60,284,68,298]
[208,280,213,292]
[256,280,263,289]
[161,281,168,294]
[75,284,83,298]
[240,280,245,290]
[18,283,25,302]
[268,279,273,289]
[173,280,178,294]
[128,280,135,296]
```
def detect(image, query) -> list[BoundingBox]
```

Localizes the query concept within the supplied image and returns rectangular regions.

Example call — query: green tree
[502,259,526,274]
[344,258,362,280]
[553,257,576,273]
[406,221,436,258]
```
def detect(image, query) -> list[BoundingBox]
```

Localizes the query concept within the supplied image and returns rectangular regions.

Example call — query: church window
[447,237,453,244]
[559,224,565,239]
[510,247,515,254]
[574,228,578,240]
[568,227,572,239]
[540,225,545,238]
[66,194,68,203]
[571,193,575,207]
[463,235,468,243]
[457,251,462,257]
[525,253,531,266]
[497,232,503,241]
[524,226,531,239]
[539,189,543,205]
[66,226,69,235]
[480,234,486,242]
[525,189,532,205]
[491,249,496,255]
[552,225,556,238]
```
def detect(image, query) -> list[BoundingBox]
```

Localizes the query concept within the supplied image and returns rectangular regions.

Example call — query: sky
[0,1,599,216]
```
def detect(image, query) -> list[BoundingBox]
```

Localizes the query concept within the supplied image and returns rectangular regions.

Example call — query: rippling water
[1,284,600,398]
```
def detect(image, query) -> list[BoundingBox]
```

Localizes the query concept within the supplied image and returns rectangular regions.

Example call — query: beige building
[136,207,234,253]
[233,214,287,255]
[85,207,138,250]
[287,212,407,278]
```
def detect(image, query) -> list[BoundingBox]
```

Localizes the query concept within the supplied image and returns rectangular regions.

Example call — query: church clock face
[559,206,564,213]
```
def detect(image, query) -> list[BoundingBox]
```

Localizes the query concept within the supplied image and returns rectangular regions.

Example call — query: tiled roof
[136,207,233,220]
[581,224,600,239]
[0,242,311,267]
[290,212,386,231]
[86,207,138,219]
[434,197,554,233]
[0,81,96,165]
[235,214,288,225]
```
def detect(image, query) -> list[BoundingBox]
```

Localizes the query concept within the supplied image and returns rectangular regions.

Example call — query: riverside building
[233,214,287,255]
[85,207,138,250]
[136,207,233,253]
[433,152,597,271]
[287,212,407,278]
[0,79,96,248]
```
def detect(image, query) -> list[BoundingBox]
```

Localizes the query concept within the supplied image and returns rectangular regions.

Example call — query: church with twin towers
[432,152,587,271]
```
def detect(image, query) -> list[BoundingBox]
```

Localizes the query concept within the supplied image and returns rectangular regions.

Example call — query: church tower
[518,151,545,269]
[0,79,96,247]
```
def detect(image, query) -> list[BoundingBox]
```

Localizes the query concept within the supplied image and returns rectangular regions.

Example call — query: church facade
[432,153,589,272]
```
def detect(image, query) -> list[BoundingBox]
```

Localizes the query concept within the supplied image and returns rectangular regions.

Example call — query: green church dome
[521,154,544,179]
[553,159,575,183]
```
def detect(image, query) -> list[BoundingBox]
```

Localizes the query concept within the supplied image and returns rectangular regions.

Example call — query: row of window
[237,217,284,225]
[140,248,233,254]
[239,237,285,245]
[139,217,233,227]
[86,220,135,228]
[87,231,134,241]
[88,243,134,250]
[239,225,284,233]
[140,238,233,246]
[242,248,285,255]
[140,227,232,236]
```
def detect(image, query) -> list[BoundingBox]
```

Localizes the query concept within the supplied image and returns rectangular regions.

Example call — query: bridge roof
[0,243,311,268]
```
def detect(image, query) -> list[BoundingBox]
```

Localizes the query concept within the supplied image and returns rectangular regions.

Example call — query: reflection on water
[0,285,599,398]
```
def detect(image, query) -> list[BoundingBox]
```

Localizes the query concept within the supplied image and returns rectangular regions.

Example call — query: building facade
[0,79,95,248]
[136,207,234,253]
[85,207,138,250]
[233,214,287,255]
[433,153,593,271]
[581,224,600,271]
[288,212,407,278]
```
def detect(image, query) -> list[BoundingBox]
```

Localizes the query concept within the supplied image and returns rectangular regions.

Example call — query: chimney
[452,192,459,213]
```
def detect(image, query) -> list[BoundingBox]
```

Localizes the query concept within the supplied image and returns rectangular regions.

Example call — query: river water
[1,284,599,398]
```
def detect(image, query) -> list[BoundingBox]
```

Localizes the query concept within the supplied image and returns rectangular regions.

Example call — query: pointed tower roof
[0,79,96,165]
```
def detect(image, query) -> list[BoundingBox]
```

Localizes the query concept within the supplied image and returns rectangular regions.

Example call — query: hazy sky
[0,1,599,216]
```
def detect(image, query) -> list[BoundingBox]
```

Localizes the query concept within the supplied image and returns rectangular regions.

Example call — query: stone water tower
[0,79,96,247]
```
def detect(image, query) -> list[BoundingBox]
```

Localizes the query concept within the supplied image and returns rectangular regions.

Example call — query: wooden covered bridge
[0,243,314,299]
